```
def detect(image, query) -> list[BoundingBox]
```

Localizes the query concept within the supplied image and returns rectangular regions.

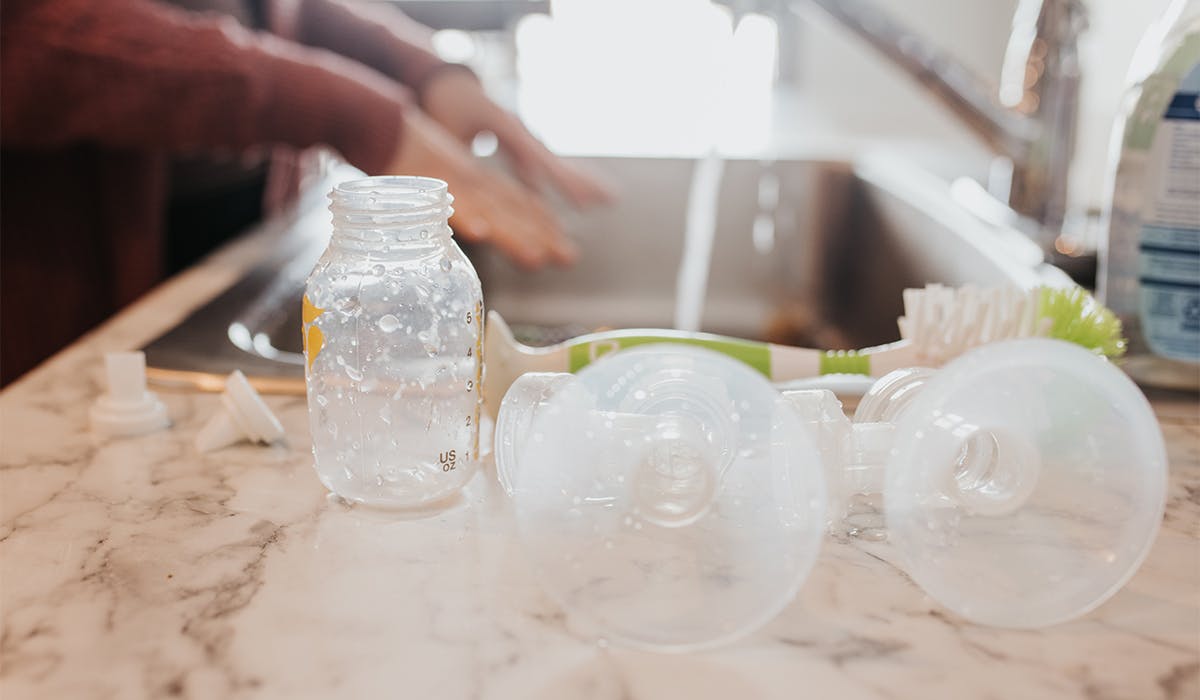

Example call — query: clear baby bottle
[303,176,484,508]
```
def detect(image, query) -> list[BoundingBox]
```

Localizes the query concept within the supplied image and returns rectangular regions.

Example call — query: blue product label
[1139,64,1200,361]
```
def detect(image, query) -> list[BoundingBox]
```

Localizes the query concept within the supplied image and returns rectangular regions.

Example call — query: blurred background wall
[789,0,1174,214]
[425,0,1176,219]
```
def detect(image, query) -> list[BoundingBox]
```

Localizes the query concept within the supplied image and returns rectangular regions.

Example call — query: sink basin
[143,156,1064,393]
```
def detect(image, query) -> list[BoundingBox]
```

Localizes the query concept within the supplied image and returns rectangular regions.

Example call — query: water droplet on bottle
[417,328,440,354]
[316,395,329,407]
[371,264,386,277]
[440,258,452,272]
[344,365,363,382]
[420,229,429,240]
[633,390,647,401]
[377,314,400,333]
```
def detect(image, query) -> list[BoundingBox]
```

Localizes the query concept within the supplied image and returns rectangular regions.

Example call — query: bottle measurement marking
[471,298,484,460]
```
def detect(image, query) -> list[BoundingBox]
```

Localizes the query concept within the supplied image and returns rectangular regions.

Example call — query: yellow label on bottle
[302,295,325,371]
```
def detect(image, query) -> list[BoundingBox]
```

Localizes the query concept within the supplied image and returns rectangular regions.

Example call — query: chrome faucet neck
[780,0,1088,250]
[1001,0,1088,244]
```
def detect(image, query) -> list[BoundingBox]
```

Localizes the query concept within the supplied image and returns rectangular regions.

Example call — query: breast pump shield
[790,338,1168,629]
[883,339,1167,628]
[495,345,826,651]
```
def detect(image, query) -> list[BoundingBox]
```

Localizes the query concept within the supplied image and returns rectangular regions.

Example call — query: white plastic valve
[195,371,285,453]
[90,352,170,437]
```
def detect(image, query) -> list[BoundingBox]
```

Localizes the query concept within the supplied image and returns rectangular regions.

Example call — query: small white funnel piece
[195,370,285,453]
[90,352,170,437]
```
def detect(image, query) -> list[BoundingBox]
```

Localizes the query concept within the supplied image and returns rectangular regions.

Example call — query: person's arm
[276,0,457,95]
[272,0,614,207]
[0,0,409,174]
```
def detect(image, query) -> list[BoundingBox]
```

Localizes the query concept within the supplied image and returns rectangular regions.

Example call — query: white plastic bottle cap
[195,371,285,453]
[90,352,170,437]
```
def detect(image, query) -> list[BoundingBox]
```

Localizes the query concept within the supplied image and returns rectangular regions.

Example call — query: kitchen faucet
[761,0,1088,252]
[403,0,1087,252]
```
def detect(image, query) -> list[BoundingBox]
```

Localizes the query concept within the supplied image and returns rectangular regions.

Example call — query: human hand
[384,109,577,268]
[421,68,615,208]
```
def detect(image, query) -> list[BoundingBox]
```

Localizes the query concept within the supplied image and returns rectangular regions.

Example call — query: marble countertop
[2,225,1198,700]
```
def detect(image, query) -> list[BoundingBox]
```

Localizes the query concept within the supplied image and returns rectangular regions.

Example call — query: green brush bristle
[1035,286,1127,358]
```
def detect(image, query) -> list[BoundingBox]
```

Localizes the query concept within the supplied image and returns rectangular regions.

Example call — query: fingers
[387,110,579,270]
[447,210,491,244]
[490,114,617,208]
[487,176,578,267]
[451,172,577,269]
[541,154,618,208]
[424,77,617,208]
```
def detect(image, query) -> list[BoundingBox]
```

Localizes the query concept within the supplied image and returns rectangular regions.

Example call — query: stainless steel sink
[143,156,1065,393]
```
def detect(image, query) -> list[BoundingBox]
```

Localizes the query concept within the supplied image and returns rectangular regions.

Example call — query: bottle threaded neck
[329,176,454,241]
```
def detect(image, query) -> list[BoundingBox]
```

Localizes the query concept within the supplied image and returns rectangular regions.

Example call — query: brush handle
[561,329,778,375]
[556,329,920,380]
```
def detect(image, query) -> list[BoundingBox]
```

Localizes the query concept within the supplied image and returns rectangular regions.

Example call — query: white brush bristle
[899,284,1043,365]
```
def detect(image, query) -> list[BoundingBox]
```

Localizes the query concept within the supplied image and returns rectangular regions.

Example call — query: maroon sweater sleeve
[275,0,458,97]
[0,0,408,173]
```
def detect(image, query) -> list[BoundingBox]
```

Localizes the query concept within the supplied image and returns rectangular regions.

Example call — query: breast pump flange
[495,344,828,652]
[493,338,1168,650]
[785,338,1168,629]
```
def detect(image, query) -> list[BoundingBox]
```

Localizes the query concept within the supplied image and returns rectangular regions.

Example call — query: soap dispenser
[1099,0,1200,390]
